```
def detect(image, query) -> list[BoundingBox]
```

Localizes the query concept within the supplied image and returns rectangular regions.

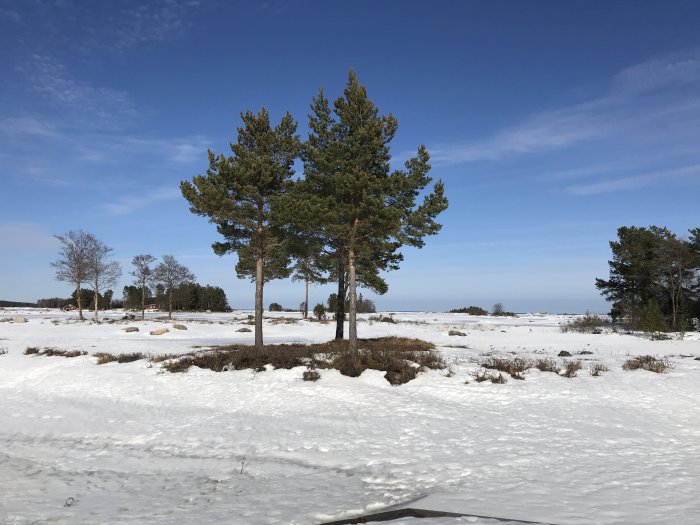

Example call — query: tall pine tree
[290,72,448,355]
[181,108,300,349]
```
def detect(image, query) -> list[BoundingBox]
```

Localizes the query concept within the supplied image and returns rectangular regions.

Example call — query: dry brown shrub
[160,337,442,385]
[589,363,609,376]
[534,358,559,373]
[480,356,532,380]
[560,359,582,378]
[622,355,671,373]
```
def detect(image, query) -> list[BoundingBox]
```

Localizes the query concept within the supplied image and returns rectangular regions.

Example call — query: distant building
[61,304,77,312]
[144,304,159,311]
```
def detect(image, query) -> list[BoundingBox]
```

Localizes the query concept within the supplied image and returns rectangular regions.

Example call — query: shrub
[561,313,606,333]
[590,363,609,376]
[534,358,559,373]
[161,337,442,385]
[639,301,668,334]
[622,355,671,373]
[302,369,321,382]
[368,315,397,324]
[25,347,86,358]
[480,356,532,380]
[313,303,326,320]
[116,352,146,363]
[268,302,283,312]
[472,370,507,383]
[0,349,6,356]
[94,352,117,364]
[560,360,582,378]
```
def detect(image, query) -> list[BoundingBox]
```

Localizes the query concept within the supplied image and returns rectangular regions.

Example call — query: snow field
[1,309,699,524]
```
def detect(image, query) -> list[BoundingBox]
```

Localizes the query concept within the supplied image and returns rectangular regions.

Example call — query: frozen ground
[1,308,699,524]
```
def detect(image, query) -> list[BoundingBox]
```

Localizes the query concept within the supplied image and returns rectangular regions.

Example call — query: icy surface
[1,309,699,524]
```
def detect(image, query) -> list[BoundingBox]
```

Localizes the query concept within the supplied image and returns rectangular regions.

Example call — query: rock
[150,328,169,336]
[558,351,572,357]
[579,350,594,355]
[695,357,700,361]
[236,327,252,333]
[123,327,139,333]
[172,324,187,330]
[448,330,466,336]
[12,317,27,323]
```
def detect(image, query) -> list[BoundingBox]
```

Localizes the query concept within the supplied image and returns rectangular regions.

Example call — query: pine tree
[181,108,301,349]
[290,72,448,356]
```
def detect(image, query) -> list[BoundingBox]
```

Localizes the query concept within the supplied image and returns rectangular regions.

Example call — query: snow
[1,308,699,524]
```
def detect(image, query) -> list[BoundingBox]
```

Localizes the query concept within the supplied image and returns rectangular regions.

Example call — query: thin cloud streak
[428,49,700,167]
[567,164,700,196]
[103,186,183,216]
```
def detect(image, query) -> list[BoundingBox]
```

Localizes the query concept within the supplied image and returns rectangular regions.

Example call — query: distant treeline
[123,283,229,312]
[36,283,230,312]
[0,300,38,308]
[449,304,516,316]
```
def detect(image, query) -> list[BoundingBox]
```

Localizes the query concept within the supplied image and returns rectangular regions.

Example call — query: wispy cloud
[566,165,700,196]
[0,117,59,138]
[103,186,183,216]
[428,48,700,167]
[430,103,606,164]
[108,0,202,51]
[20,54,137,129]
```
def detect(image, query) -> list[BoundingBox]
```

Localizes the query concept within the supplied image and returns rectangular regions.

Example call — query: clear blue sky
[2,0,699,313]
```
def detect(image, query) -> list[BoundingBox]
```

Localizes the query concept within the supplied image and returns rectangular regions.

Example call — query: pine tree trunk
[335,256,345,339]
[304,275,309,319]
[168,290,173,320]
[348,247,358,358]
[255,249,264,350]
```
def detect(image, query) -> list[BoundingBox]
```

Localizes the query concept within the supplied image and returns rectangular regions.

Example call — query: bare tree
[51,230,96,320]
[492,303,504,316]
[131,254,157,320]
[86,238,122,322]
[153,255,195,319]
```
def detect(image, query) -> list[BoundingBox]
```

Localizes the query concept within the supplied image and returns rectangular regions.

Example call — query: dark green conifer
[181,108,300,349]
[290,72,448,355]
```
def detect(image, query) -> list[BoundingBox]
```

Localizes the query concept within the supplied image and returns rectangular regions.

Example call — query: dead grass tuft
[302,369,321,382]
[560,359,582,378]
[480,356,532,380]
[25,347,86,358]
[622,355,672,373]
[472,370,507,384]
[534,358,559,373]
[590,363,609,376]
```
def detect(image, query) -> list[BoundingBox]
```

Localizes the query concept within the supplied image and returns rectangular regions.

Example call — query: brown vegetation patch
[480,356,532,380]
[622,355,672,373]
[560,359,583,378]
[534,358,559,373]
[160,337,443,385]
[24,347,86,358]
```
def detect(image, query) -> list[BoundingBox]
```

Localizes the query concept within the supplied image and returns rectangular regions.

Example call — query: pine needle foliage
[181,109,301,349]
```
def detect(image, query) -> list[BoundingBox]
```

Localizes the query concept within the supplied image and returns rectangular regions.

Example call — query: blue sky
[1,0,699,313]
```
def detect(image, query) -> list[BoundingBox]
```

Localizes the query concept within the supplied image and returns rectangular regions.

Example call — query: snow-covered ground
[1,308,699,524]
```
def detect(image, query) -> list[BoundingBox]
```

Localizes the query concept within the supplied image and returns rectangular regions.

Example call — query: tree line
[596,226,700,331]
[122,283,228,313]
[50,232,224,321]
[181,71,448,356]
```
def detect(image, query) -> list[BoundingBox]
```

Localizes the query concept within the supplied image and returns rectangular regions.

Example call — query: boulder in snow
[150,328,169,336]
